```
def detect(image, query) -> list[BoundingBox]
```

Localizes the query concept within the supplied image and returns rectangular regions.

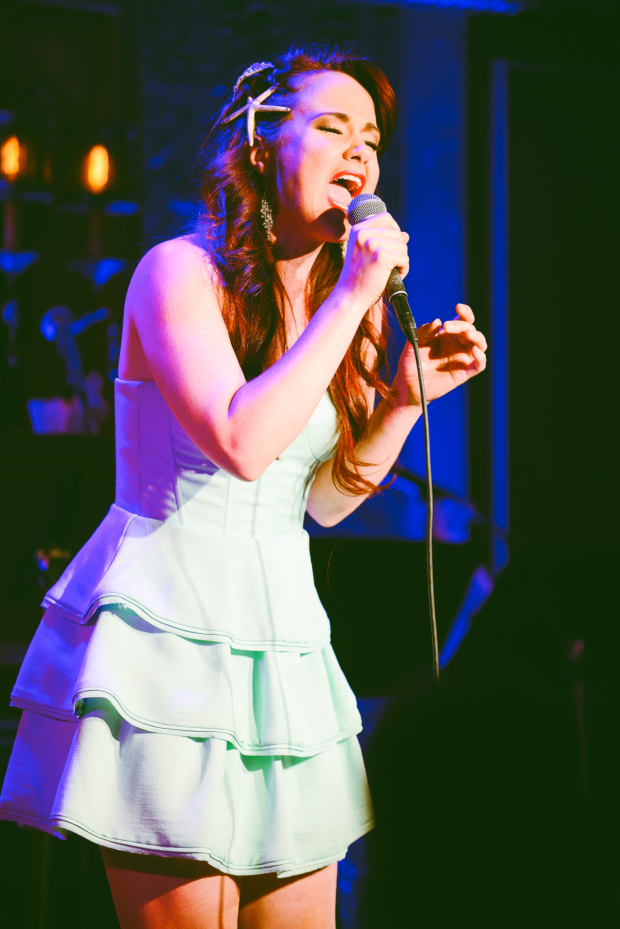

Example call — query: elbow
[305,505,347,529]
[219,451,269,484]
[313,515,341,528]
[184,421,271,482]
[230,463,265,483]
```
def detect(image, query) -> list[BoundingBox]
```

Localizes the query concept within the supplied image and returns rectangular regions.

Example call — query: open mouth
[327,172,365,209]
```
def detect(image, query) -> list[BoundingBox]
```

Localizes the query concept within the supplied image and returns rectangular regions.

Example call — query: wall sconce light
[84,144,110,194]
[1,136,22,180]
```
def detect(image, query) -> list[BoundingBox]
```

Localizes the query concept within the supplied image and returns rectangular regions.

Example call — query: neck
[275,244,323,306]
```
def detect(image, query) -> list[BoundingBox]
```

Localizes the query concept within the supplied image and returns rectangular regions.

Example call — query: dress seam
[168,403,185,525]
[43,814,375,876]
[73,688,362,754]
[137,382,142,514]
[38,593,331,648]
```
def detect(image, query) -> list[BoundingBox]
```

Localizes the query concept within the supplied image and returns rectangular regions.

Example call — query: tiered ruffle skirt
[0,602,373,877]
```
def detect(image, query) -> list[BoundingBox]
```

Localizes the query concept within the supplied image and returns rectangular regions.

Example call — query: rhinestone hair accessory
[233,61,275,93]
[222,85,290,146]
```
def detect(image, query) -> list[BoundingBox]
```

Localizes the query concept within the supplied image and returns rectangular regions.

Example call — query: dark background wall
[136,0,406,246]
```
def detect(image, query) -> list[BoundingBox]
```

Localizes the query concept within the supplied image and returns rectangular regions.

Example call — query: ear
[249,137,274,176]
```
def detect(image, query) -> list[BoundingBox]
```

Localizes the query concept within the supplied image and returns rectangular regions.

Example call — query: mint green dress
[0,379,373,877]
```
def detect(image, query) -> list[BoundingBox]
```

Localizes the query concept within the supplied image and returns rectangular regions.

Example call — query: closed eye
[318,126,378,151]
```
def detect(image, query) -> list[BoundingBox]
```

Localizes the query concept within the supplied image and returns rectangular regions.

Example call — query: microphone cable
[388,273,439,682]
[348,194,439,682]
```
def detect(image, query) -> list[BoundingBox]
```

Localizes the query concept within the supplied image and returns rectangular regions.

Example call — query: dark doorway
[509,66,619,552]
[468,8,620,559]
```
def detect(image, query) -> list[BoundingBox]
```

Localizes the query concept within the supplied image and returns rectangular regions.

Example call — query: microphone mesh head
[347,193,386,226]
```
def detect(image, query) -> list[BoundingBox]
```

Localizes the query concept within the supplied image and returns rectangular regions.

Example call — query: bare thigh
[101,848,240,929]
[101,848,337,929]
[238,863,337,929]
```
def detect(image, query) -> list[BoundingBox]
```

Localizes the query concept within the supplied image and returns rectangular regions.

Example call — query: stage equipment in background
[167,198,201,220]
[0,109,140,430]
[106,321,120,381]
[348,192,440,682]
[104,200,139,217]
[1,298,19,367]
[35,547,72,590]
[339,0,522,14]
[68,256,127,291]
[27,304,109,434]
[0,250,39,277]
[438,564,494,668]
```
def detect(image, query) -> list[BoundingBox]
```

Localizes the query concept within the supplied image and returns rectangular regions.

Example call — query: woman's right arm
[121,219,407,481]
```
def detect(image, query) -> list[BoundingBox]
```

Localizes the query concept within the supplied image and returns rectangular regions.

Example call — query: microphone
[347,193,418,347]
[347,193,440,682]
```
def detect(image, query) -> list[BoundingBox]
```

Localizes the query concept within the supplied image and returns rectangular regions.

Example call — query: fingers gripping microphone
[347,193,440,682]
[347,194,418,347]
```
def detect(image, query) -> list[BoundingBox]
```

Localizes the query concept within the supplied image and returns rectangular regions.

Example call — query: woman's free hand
[392,303,487,408]
[336,212,410,310]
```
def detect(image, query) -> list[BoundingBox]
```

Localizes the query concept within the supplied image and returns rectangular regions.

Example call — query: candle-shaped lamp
[84,145,109,194]
[1,136,21,180]
[1,136,22,249]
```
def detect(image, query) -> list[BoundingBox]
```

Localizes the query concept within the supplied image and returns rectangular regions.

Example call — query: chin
[315,207,348,243]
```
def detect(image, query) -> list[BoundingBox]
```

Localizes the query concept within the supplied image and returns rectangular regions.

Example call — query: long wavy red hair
[198,45,397,496]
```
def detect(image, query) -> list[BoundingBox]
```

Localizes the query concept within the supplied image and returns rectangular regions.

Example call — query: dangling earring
[260,196,274,240]
[340,240,348,259]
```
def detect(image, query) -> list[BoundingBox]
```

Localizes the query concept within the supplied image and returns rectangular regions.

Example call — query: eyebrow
[313,111,380,135]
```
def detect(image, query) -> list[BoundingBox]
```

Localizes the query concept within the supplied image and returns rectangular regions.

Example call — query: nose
[345,140,370,164]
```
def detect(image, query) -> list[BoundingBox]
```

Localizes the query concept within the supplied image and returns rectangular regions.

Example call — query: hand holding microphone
[346,193,419,346]
[338,194,410,314]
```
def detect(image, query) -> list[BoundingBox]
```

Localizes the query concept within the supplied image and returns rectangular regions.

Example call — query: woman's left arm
[306,303,487,527]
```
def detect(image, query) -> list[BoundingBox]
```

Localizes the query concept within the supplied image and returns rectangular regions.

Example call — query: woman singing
[0,46,486,928]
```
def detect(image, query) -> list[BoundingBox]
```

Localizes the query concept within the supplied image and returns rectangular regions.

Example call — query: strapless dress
[0,379,374,877]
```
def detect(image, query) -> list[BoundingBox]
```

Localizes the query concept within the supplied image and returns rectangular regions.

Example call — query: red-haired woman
[0,47,486,928]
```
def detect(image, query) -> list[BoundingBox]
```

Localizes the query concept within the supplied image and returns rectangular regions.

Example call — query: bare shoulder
[144,232,214,268]
[119,234,228,380]
[127,234,217,307]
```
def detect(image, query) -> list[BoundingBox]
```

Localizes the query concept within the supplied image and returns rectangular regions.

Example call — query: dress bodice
[40,377,339,650]
[115,379,338,538]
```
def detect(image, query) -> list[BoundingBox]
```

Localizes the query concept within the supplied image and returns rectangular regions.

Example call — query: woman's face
[261,70,381,255]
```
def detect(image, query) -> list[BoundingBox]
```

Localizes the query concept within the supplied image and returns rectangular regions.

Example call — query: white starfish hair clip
[223,62,290,146]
